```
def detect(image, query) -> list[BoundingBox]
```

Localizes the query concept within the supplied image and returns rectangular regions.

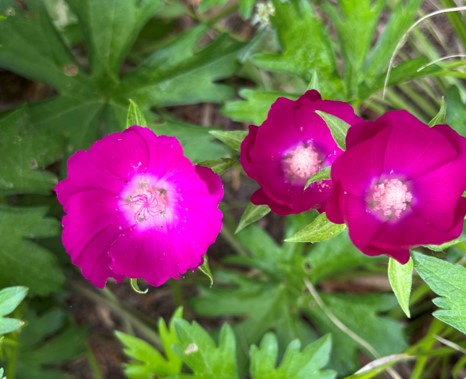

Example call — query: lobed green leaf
[252,0,341,96]
[412,251,466,334]
[306,293,407,374]
[0,110,64,196]
[250,333,336,379]
[0,286,28,317]
[116,308,183,378]
[0,206,64,295]
[173,319,238,379]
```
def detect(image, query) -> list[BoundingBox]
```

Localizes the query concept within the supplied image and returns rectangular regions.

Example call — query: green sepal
[236,203,271,234]
[315,111,350,150]
[305,167,331,189]
[126,99,148,128]
[209,130,248,152]
[388,258,413,318]
[129,279,149,294]
[285,213,346,243]
[199,256,214,287]
[428,97,446,126]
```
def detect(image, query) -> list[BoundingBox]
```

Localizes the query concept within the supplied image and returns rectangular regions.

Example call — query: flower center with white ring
[282,143,322,184]
[367,178,413,220]
[120,175,175,228]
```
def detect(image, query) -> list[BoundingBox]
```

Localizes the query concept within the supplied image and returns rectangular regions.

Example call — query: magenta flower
[55,126,223,288]
[326,110,466,263]
[240,90,363,215]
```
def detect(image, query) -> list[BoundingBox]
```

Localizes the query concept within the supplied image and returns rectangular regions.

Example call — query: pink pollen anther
[367,178,413,220]
[282,143,321,184]
[127,189,168,222]
[120,175,173,228]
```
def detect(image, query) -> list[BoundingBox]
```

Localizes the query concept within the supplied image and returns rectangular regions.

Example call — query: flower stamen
[282,143,322,184]
[120,176,173,227]
[367,178,413,220]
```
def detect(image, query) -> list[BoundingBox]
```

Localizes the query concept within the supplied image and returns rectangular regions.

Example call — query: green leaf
[192,221,318,361]
[127,99,148,128]
[305,167,331,189]
[116,308,183,378]
[360,57,441,100]
[0,287,28,335]
[365,0,424,80]
[16,308,87,379]
[239,0,255,19]
[0,286,28,317]
[424,235,465,252]
[173,319,238,379]
[428,97,446,126]
[0,0,87,94]
[307,232,382,284]
[26,96,109,150]
[0,318,24,336]
[306,293,407,375]
[236,203,271,234]
[445,85,466,136]
[198,256,214,287]
[1,2,244,152]
[121,31,244,107]
[209,130,248,152]
[0,206,64,295]
[315,111,350,150]
[285,213,346,243]
[222,89,294,125]
[412,251,466,334]
[66,0,162,77]
[197,0,228,13]
[0,110,64,196]
[388,258,413,318]
[151,119,229,163]
[252,0,340,96]
[324,0,384,92]
[198,158,237,175]
[250,333,336,379]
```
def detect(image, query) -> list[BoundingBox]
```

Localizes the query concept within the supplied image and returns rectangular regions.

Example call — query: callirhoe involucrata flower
[240,90,363,215]
[326,110,466,263]
[55,126,223,288]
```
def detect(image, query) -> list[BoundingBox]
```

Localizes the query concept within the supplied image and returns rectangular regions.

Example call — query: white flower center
[282,143,322,184]
[367,178,413,220]
[120,175,175,228]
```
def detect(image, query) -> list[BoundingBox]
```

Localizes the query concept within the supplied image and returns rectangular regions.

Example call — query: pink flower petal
[344,193,382,248]
[61,189,127,287]
[327,110,466,263]
[195,166,224,203]
[240,90,362,215]
[380,111,457,179]
[55,126,223,288]
[330,127,389,195]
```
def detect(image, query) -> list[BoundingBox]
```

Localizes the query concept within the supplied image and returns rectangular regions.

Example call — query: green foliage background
[0,0,465,378]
